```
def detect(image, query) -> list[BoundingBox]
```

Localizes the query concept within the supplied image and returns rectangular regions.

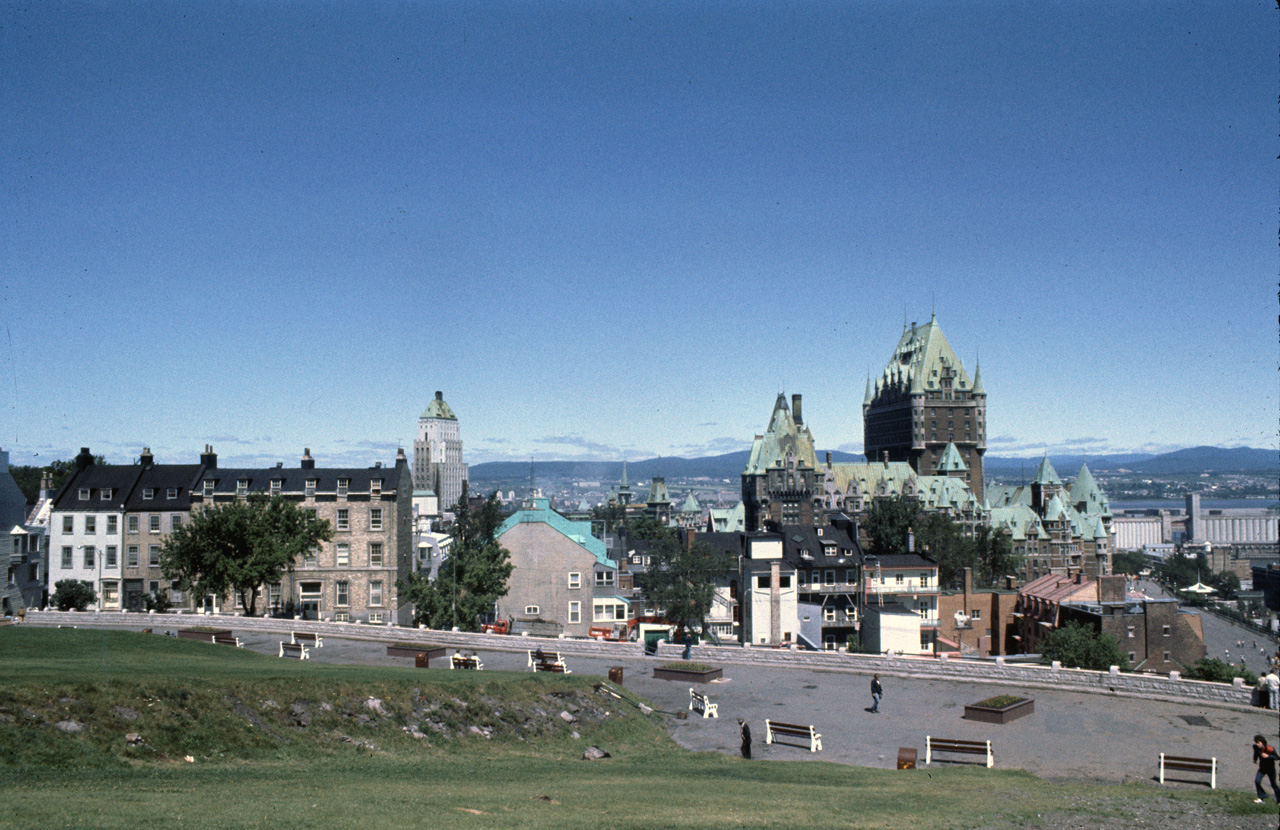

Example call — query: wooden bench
[451,654,483,670]
[925,737,993,768]
[291,631,323,647]
[1159,753,1216,788]
[765,720,822,752]
[527,650,571,673]
[213,634,243,647]
[688,688,718,719]
[279,641,310,660]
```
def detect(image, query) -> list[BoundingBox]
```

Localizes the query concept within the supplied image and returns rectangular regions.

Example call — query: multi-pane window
[269,584,281,609]
[236,480,249,497]
[79,488,90,500]
[149,515,161,533]
[63,516,74,533]
[148,545,161,567]
[269,479,282,496]
[127,515,139,534]
[337,479,349,497]
[203,480,215,497]
[61,546,73,569]
[83,547,94,568]
[127,546,139,568]
[370,479,382,497]
[525,605,539,615]
[105,546,117,568]
[369,580,383,607]
[167,488,178,499]
[595,571,614,587]
[368,542,383,567]
[895,573,905,585]
[106,515,117,534]
[303,548,318,567]
[369,508,383,531]
[171,515,183,531]
[336,543,350,567]
[305,479,317,497]
[143,488,154,500]
[335,581,349,607]
[568,601,581,624]
[336,509,349,531]
[85,516,96,534]
[568,572,581,589]
[101,489,113,501]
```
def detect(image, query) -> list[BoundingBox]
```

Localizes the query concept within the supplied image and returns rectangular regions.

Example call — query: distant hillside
[469,450,864,488]
[472,445,1276,488]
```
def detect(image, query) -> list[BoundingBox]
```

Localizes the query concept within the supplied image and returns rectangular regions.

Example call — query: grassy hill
[0,628,1264,829]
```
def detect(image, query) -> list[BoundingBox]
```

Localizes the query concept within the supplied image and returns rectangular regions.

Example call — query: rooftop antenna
[529,458,536,499]
[931,292,935,320]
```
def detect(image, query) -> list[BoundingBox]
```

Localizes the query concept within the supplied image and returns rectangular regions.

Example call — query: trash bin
[897,747,917,770]
[608,666,624,684]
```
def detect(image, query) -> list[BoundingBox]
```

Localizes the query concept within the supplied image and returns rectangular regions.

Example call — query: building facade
[413,391,467,511]
[863,316,986,503]
[741,393,822,532]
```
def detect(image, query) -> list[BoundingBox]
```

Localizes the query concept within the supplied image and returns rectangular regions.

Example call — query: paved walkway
[222,628,1279,793]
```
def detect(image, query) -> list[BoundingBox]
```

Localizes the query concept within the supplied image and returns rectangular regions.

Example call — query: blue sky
[2,1,1275,468]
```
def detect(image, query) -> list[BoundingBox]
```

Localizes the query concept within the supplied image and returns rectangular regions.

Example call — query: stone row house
[46,446,413,624]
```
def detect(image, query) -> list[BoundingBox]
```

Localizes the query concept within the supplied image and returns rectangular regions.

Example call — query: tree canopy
[11,456,103,505]
[51,579,96,611]
[1154,549,1206,589]
[399,483,512,631]
[1039,620,1129,671]
[160,495,332,615]
[866,496,1017,589]
[640,527,731,639]
[1110,550,1149,577]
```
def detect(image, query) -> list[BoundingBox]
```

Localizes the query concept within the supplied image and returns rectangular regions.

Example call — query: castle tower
[413,391,468,511]
[863,316,986,502]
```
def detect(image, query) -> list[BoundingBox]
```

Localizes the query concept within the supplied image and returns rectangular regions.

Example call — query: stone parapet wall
[25,610,1254,710]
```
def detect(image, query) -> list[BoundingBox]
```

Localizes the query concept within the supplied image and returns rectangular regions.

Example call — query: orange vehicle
[481,619,510,635]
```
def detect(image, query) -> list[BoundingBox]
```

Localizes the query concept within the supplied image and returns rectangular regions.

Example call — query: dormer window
[270,479,282,496]
[79,488,91,501]
[337,479,349,497]
[202,480,215,497]
[142,488,154,500]
[305,479,317,497]
[236,480,249,496]
[100,489,113,501]
[166,488,178,499]
[370,479,382,497]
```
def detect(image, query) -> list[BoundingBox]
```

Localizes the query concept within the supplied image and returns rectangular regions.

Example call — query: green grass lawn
[0,628,1268,829]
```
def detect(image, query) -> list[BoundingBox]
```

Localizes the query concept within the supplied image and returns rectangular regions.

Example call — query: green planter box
[652,664,723,683]
[386,644,447,659]
[963,696,1034,724]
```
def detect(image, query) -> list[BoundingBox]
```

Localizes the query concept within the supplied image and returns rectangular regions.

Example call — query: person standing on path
[1253,735,1279,803]
[738,719,751,759]
[870,674,883,713]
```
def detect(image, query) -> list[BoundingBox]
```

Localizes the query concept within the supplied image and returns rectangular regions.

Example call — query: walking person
[738,719,751,759]
[1254,735,1279,803]
[870,674,883,713]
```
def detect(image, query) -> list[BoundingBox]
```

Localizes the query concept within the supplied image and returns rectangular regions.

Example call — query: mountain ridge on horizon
[469,445,1277,486]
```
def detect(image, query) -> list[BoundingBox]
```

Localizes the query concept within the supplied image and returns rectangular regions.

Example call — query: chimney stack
[791,393,802,425]
[882,451,889,468]
[200,444,218,469]
[75,447,94,471]
[395,448,407,466]
[301,448,315,470]
[140,447,154,467]
[39,471,54,500]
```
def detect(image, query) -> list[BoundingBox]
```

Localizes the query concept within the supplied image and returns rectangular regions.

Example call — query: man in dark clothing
[1254,734,1278,803]
[738,719,751,759]
[870,674,883,713]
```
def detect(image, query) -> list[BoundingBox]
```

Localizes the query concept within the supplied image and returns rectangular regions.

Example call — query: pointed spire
[971,361,985,396]
[864,375,874,406]
[1032,455,1061,486]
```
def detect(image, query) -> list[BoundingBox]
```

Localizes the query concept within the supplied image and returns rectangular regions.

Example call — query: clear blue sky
[2,1,1275,468]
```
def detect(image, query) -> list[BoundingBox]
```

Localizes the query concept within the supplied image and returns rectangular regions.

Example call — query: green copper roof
[874,316,974,399]
[497,497,611,567]
[1043,493,1066,522]
[647,477,670,505]
[935,442,967,473]
[744,393,819,475]
[990,504,1050,541]
[680,492,700,512]
[421,390,457,420]
[1032,456,1061,486]
[709,501,746,532]
[863,376,874,406]
[971,362,985,396]
[1068,462,1112,519]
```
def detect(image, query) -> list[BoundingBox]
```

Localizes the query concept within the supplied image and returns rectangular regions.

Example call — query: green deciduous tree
[160,495,332,616]
[399,484,512,631]
[1154,549,1205,590]
[11,457,103,505]
[863,495,921,557]
[1039,620,1129,671]
[1185,657,1257,686]
[641,529,730,639]
[915,511,976,589]
[1207,569,1240,600]
[51,579,96,611]
[1111,550,1149,576]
